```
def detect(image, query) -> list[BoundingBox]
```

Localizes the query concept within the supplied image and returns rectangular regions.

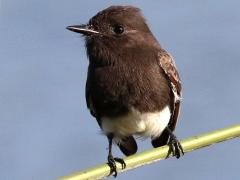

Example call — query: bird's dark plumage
[67,5,183,177]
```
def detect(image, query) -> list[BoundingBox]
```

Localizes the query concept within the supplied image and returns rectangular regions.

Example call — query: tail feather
[151,128,170,147]
[118,136,138,156]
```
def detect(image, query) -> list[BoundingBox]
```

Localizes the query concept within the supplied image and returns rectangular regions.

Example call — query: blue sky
[0,1,240,180]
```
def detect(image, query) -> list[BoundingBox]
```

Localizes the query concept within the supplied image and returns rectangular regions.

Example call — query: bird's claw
[168,137,184,158]
[114,157,126,169]
[107,155,126,177]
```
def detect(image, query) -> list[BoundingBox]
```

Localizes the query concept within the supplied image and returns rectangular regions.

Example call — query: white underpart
[101,106,171,143]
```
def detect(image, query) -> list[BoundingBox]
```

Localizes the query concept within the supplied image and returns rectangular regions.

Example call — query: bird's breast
[87,63,171,117]
[101,105,171,141]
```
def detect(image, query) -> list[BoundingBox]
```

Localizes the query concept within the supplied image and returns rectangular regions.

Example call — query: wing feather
[158,50,182,130]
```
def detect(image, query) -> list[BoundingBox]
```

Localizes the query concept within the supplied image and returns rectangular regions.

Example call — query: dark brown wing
[85,66,103,128]
[158,50,182,131]
[86,80,104,128]
[86,67,95,115]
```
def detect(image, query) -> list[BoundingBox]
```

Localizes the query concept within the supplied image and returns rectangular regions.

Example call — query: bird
[67,5,184,177]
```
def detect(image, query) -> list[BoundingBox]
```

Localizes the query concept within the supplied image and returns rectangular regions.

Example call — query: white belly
[101,106,171,141]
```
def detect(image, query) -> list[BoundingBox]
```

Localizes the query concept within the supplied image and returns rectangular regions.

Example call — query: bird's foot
[165,127,184,158]
[107,155,126,177]
[168,135,184,158]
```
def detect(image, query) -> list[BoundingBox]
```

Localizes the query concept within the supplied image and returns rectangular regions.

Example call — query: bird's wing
[158,50,182,131]
[85,67,98,117]
[86,81,94,115]
[86,79,103,127]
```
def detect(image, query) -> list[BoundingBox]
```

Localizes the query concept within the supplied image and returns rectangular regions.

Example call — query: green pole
[58,124,240,180]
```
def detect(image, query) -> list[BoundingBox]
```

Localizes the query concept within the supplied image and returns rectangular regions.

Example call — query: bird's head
[67,6,159,66]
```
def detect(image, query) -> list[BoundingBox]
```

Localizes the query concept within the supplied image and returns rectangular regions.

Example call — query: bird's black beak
[66,24,99,36]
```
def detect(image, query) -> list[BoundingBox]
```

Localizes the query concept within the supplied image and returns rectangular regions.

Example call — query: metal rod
[58,124,240,180]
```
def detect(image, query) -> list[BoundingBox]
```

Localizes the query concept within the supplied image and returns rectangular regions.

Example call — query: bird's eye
[113,24,124,34]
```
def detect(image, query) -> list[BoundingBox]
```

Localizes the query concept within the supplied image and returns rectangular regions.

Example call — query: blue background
[0,1,240,180]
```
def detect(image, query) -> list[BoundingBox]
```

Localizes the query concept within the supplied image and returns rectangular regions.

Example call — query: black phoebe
[67,5,184,177]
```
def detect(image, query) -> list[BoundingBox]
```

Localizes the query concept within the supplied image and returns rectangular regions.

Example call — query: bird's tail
[118,136,138,156]
[151,128,170,147]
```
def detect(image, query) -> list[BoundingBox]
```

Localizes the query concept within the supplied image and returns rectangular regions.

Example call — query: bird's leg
[165,127,184,158]
[107,133,126,177]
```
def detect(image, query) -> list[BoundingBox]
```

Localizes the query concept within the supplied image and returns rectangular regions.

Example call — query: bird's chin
[85,36,96,46]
